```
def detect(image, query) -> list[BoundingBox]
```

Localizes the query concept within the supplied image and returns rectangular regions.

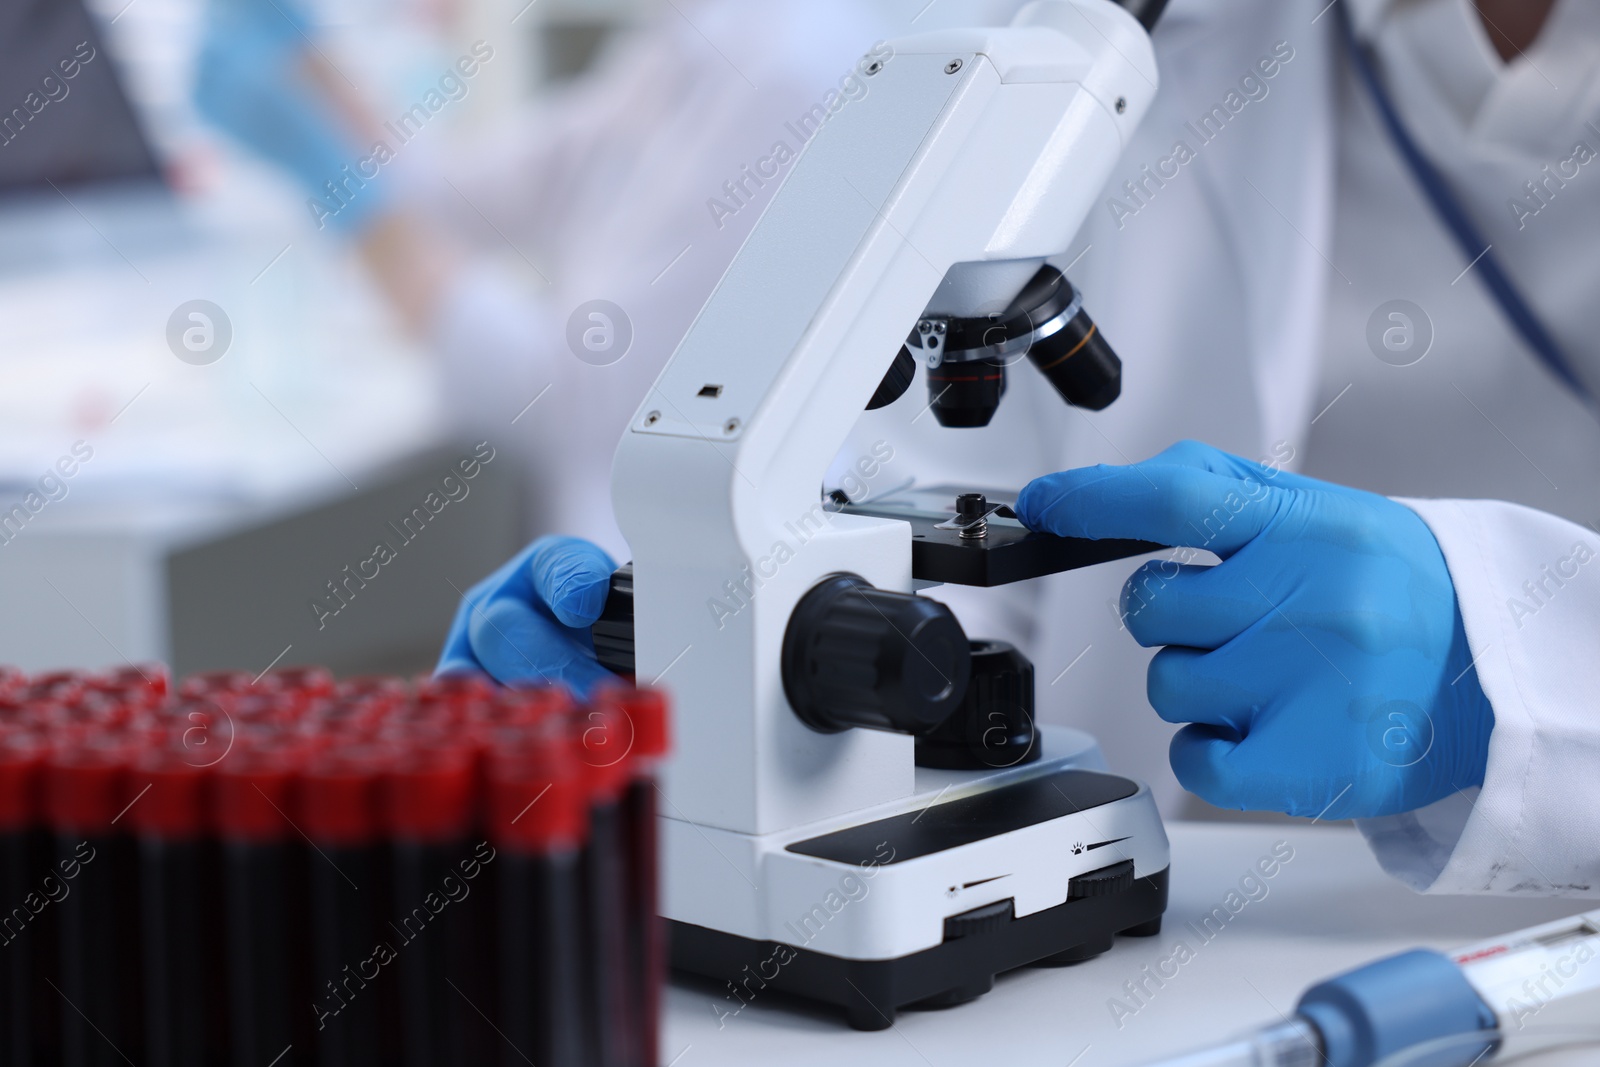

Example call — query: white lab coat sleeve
[1358,497,1600,897]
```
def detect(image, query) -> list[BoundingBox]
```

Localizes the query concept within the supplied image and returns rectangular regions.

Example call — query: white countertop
[661,820,1590,1067]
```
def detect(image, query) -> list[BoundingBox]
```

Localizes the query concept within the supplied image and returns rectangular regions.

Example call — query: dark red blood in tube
[489,722,589,1067]
[385,742,481,1067]
[0,731,51,1067]
[47,736,141,1067]
[573,699,636,1067]
[216,740,310,1067]
[302,745,394,1067]
[132,744,217,1067]
[597,685,671,1067]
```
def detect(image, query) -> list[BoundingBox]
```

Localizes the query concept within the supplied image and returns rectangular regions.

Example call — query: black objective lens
[1027,302,1122,411]
[926,358,1007,428]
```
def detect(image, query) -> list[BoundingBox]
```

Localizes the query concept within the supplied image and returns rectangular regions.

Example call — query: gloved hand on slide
[437,536,619,694]
[1015,440,1495,821]
[194,0,389,231]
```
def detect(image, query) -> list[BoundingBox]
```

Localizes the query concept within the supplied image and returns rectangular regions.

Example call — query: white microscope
[596,0,1174,1030]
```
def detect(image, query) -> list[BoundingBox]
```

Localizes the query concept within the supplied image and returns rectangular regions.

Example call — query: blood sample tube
[489,721,589,1067]
[300,744,393,1067]
[0,730,51,1067]
[45,734,141,1067]
[130,742,216,1067]
[384,741,480,1067]
[573,698,636,1067]
[215,739,311,1067]
[596,685,672,1067]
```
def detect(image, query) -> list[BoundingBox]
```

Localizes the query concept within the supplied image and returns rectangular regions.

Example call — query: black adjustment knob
[783,575,971,735]
[1067,859,1135,901]
[591,564,636,677]
[915,640,1040,770]
[942,899,1013,940]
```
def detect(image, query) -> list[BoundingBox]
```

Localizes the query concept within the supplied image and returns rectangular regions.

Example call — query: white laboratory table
[661,821,1591,1067]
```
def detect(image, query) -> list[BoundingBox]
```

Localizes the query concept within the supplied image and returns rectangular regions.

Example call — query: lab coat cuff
[1389,497,1600,897]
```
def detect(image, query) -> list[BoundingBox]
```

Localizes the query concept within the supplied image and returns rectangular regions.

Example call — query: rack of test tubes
[0,664,670,1067]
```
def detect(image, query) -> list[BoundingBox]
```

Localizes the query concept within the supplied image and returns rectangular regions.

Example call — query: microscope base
[661,730,1170,1029]
[672,866,1167,1030]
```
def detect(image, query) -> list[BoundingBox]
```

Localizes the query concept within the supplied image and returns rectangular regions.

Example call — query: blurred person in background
[192,0,1017,558]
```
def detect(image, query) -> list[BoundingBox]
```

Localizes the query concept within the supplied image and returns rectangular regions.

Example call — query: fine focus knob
[783,575,971,735]
[915,640,1040,770]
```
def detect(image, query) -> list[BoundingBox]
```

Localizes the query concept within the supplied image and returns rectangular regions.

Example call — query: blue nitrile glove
[437,536,619,694]
[1015,441,1495,821]
[194,0,389,232]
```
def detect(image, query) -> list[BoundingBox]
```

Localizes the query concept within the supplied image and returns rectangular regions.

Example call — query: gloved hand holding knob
[1016,440,1496,821]
[436,535,618,694]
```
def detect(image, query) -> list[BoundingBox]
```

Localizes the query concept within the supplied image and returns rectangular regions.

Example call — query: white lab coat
[421,0,1600,897]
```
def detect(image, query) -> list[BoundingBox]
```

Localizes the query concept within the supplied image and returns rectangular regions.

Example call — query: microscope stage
[839,485,1162,587]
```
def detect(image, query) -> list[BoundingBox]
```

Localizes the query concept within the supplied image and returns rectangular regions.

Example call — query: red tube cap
[299,743,396,846]
[93,664,170,706]
[573,703,633,802]
[129,743,211,840]
[301,698,387,739]
[384,742,478,843]
[474,685,572,730]
[178,670,259,700]
[416,672,494,703]
[594,684,671,763]
[0,732,50,832]
[333,676,408,710]
[487,725,585,853]
[214,739,306,843]
[45,735,134,835]
[268,666,336,699]
[25,671,90,707]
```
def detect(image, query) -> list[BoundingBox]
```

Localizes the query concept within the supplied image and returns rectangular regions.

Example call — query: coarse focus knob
[783,575,971,735]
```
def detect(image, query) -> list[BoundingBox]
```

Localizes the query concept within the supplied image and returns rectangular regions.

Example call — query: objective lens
[1027,302,1122,411]
[927,359,1007,428]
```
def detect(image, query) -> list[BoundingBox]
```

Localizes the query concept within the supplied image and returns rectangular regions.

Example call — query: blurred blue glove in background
[437,535,618,694]
[194,0,389,232]
[1016,441,1494,821]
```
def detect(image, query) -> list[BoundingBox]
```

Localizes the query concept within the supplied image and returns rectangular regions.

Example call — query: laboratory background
[3,0,1600,1065]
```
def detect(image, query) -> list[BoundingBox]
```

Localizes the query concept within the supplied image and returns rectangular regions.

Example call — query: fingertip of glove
[550,579,611,629]
[1169,726,1248,809]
